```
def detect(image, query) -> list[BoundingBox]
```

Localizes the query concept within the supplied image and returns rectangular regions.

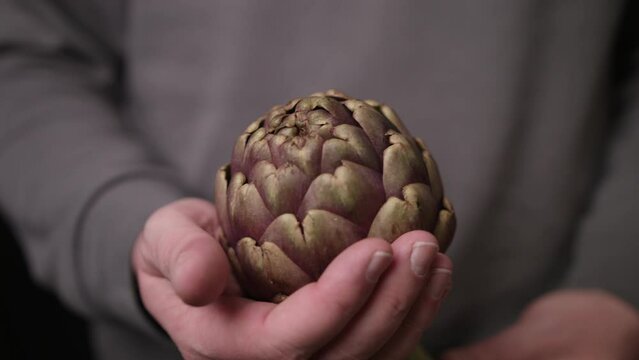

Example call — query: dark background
[1,217,92,359]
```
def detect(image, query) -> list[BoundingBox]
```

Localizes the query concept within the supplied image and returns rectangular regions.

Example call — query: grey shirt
[1,1,638,359]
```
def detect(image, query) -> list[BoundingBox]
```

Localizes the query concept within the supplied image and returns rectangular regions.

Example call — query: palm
[133,198,452,360]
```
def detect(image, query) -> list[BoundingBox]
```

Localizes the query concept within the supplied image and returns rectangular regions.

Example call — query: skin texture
[441,290,639,360]
[132,198,453,360]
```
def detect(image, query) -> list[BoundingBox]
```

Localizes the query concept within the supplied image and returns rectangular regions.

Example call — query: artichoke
[215,90,455,302]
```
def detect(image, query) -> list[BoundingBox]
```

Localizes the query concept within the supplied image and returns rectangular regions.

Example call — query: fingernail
[366,251,393,283]
[428,268,452,300]
[410,241,438,277]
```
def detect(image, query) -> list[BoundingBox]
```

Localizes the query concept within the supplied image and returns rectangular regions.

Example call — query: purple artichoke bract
[215,90,456,302]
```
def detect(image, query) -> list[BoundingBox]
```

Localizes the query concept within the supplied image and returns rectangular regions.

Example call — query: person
[1,1,638,359]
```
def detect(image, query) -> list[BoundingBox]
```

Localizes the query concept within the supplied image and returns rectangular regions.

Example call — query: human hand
[441,289,639,360]
[132,198,453,360]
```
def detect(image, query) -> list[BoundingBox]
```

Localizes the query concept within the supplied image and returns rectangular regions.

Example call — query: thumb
[138,198,230,306]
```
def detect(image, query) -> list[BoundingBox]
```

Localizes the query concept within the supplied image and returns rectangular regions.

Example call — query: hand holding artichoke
[215,90,455,302]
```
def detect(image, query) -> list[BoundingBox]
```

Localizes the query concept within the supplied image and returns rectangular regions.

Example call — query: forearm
[0,1,186,336]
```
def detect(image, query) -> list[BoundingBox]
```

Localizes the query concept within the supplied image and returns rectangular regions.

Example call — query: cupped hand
[442,289,639,360]
[132,198,453,360]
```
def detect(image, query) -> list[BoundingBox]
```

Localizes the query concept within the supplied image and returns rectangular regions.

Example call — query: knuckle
[384,294,411,321]
[331,296,355,316]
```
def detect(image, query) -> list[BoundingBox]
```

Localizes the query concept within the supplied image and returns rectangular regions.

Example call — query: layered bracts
[215,90,455,301]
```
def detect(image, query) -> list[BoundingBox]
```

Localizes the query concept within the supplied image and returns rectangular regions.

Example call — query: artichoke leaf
[414,137,428,152]
[321,124,381,174]
[301,209,365,278]
[378,104,412,137]
[433,197,456,251]
[251,161,310,216]
[235,237,313,301]
[232,119,265,174]
[422,149,443,204]
[295,96,356,126]
[268,134,323,178]
[215,165,234,242]
[306,109,337,130]
[382,131,429,198]
[297,160,384,229]
[228,172,275,241]
[227,247,247,286]
[363,99,381,107]
[231,132,251,174]
[242,128,272,171]
[245,118,264,134]
[344,99,395,156]
[259,214,312,274]
[368,183,437,242]
[311,89,350,99]
[415,137,444,203]
[260,210,365,280]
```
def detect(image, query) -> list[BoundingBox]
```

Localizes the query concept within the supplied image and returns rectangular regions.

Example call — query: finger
[263,237,394,356]
[139,198,229,306]
[316,231,439,359]
[373,253,453,360]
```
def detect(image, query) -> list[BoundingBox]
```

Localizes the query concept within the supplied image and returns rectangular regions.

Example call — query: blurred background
[1,1,637,359]
[1,218,92,359]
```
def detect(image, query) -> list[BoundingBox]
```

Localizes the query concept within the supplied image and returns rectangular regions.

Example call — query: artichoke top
[215,90,455,302]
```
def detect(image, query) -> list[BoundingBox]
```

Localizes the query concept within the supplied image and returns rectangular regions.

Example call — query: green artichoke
[215,90,455,302]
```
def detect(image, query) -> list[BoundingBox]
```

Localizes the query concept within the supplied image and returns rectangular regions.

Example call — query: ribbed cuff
[77,173,187,340]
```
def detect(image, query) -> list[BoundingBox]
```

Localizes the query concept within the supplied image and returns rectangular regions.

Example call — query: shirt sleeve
[0,0,186,337]
[561,44,639,308]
